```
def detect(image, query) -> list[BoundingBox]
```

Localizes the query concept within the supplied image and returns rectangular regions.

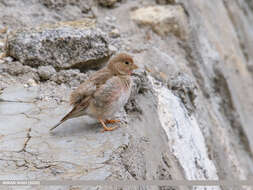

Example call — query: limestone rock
[148,75,220,182]
[40,0,92,13]
[131,5,188,39]
[156,0,176,4]
[98,0,118,7]
[7,19,111,70]
[40,0,67,10]
[38,66,56,80]
[109,28,120,38]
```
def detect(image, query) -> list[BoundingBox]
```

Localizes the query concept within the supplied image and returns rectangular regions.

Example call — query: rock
[147,75,220,181]
[7,19,111,70]
[0,54,7,61]
[105,16,117,22]
[109,28,120,38]
[0,85,129,181]
[131,5,188,39]
[38,66,56,80]
[167,73,197,114]
[51,69,92,86]
[0,58,4,64]
[40,0,66,10]
[108,44,117,53]
[222,0,253,75]
[177,0,253,183]
[0,85,39,103]
[27,78,37,87]
[156,0,176,4]
[0,40,4,49]
[40,0,92,13]
[2,56,13,63]
[1,61,39,78]
[98,0,118,7]
[0,26,7,34]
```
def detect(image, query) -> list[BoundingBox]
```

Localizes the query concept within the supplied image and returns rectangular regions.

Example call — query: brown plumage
[50,53,138,131]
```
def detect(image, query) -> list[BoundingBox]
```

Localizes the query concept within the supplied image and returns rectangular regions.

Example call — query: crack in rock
[0,98,35,103]
[21,112,40,122]
[17,128,32,153]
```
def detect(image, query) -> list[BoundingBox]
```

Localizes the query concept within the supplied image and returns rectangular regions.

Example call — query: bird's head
[108,53,138,76]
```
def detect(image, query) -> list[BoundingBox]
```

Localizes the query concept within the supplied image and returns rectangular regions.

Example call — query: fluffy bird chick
[50,53,138,132]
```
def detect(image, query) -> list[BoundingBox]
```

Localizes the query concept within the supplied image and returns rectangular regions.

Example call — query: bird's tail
[50,112,71,131]
[50,96,91,131]
[50,120,65,131]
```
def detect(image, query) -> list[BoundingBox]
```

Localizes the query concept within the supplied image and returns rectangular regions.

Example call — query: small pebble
[27,78,37,86]
[109,28,120,38]
[109,45,118,53]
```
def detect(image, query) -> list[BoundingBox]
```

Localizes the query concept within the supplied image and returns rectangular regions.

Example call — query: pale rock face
[131,5,189,39]
[149,76,219,181]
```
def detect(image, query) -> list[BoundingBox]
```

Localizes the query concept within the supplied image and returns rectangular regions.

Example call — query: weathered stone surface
[38,66,56,80]
[98,0,118,7]
[40,0,92,11]
[149,75,219,181]
[156,0,175,4]
[0,85,128,180]
[109,28,120,38]
[222,0,253,73]
[131,5,188,39]
[7,19,111,69]
[39,0,67,10]
[175,0,253,185]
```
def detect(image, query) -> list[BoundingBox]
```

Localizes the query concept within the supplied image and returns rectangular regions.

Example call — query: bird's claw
[101,125,118,132]
[99,118,119,132]
[105,119,121,124]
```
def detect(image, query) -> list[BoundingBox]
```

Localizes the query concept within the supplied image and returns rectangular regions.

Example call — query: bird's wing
[70,68,112,106]
[93,76,125,108]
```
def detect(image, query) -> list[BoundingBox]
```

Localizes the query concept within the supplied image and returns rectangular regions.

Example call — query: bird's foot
[99,119,118,132]
[101,125,118,132]
[105,119,121,124]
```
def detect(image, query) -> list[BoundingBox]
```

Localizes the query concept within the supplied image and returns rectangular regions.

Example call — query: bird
[50,53,138,132]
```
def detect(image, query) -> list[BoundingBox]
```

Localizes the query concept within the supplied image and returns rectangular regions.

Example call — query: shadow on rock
[49,118,102,137]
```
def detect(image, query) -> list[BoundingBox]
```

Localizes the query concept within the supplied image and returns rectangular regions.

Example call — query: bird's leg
[105,119,121,124]
[98,119,118,132]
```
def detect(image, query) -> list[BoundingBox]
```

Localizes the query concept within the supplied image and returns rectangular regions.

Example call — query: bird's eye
[125,61,129,65]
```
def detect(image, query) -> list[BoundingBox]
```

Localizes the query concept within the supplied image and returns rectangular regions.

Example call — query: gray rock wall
[0,0,253,190]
